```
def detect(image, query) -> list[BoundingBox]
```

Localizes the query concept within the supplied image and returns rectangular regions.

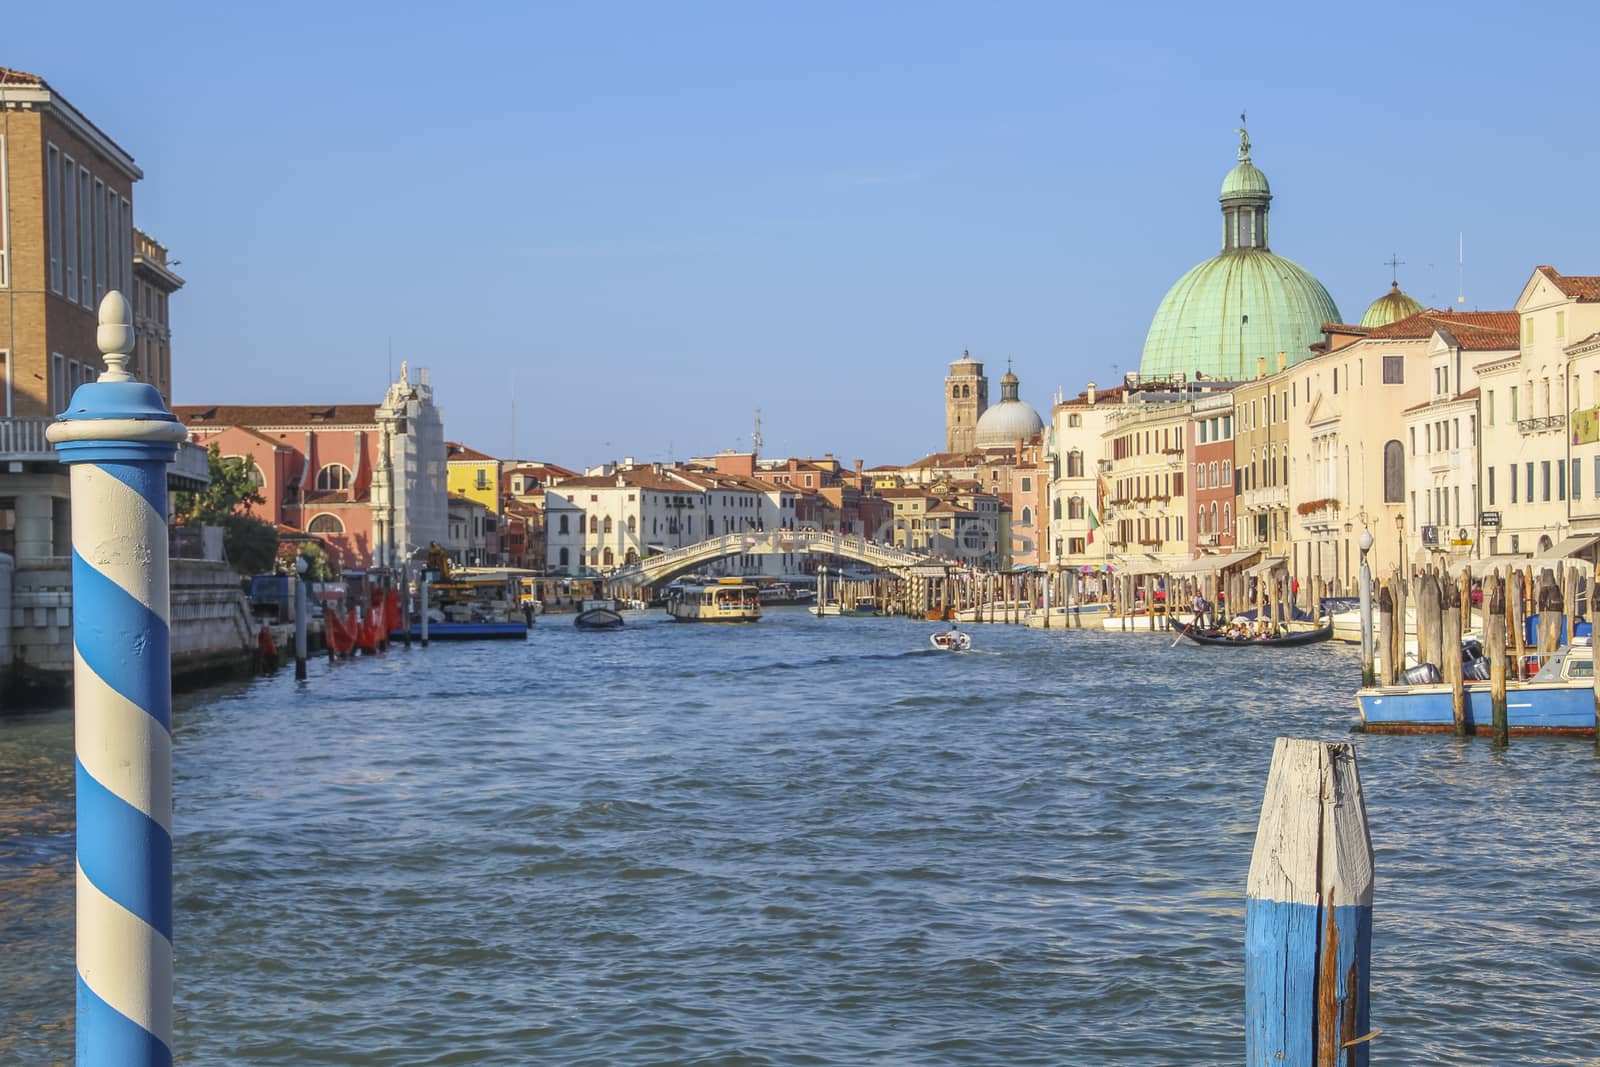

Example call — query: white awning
[1171,549,1263,575]
[1243,555,1288,579]
[1535,534,1600,561]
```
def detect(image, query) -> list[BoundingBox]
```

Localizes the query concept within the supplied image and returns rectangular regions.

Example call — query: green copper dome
[1359,281,1423,328]
[1139,127,1341,381]
[1221,161,1271,200]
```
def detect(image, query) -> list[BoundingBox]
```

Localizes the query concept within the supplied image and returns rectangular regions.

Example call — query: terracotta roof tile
[1536,266,1600,301]
[446,442,498,463]
[1355,308,1519,351]
[174,403,380,428]
[0,67,45,87]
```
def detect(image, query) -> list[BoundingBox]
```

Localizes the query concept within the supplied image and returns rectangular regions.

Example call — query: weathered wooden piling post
[46,292,186,1066]
[1509,571,1525,681]
[1377,584,1394,685]
[1458,568,1473,641]
[400,563,412,648]
[1592,576,1600,752]
[1538,572,1562,661]
[1358,530,1375,686]
[1486,571,1508,747]
[294,556,309,680]
[1246,738,1374,1067]
[420,577,431,646]
[1565,566,1579,648]
[1443,579,1467,735]
[1419,569,1443,669]
[1392,569,1407,672]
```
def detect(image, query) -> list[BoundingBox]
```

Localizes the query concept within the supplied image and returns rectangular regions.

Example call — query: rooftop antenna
[752,406,763,458]
[1385,253,1405,285]
[1458,233,1466,305]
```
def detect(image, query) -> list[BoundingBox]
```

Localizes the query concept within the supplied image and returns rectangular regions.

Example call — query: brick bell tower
[944,351,988,453]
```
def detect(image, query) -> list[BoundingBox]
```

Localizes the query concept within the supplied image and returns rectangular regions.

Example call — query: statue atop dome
[1236,112,1251,162]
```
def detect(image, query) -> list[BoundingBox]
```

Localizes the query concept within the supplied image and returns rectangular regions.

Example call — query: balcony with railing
[1518,414,1566,435]
[0,417,210,489]
[0,417,54,461]
[1242,485,1287,511]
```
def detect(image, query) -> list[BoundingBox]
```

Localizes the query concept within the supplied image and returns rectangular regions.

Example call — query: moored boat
[1355,642,1596,736]
[666,579,762,623]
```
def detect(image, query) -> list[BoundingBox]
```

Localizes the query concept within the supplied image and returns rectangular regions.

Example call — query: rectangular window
[1021,476,1031,492]
[1510,386,1519,421]
[1557,310,1566,338]
[1382,355,1404,384]
[78,167,92,306]
[1487,391,1494,425]
[1511,464,1518,504]
[1572,458,1581,501]
[48,146,64,293]
[120,198,132,295]
[1333,369,1338,394]
[0,134,9,289]
[1594,456,1600,498]
[1559,458,1566,501]
[1523,317,1534,345]
[1529,462,1537,502]
[1487,466,1495,506]
[93,177,107,303]
[0,349,8,417]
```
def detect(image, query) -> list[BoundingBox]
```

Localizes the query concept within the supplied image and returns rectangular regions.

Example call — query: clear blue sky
[13,2,1600,467]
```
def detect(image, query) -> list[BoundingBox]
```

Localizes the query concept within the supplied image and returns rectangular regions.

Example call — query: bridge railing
[603,529,935,588]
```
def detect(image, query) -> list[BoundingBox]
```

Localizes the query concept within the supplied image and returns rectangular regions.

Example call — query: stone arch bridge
[603,530,938,592]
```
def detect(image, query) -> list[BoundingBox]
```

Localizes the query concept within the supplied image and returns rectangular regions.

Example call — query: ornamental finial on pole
[96,291,135,383]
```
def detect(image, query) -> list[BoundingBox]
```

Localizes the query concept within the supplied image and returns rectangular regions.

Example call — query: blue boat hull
[1356,682,1596,735]
[388,622,528,641]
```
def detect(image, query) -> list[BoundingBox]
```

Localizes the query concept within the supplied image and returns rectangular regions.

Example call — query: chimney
[1256,356,1267,379]
[1086,381,1097,406]
[1277,351,1287,373]
[855,459,863,476]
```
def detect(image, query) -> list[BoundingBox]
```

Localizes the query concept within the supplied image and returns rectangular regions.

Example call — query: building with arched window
[174,363,447,570]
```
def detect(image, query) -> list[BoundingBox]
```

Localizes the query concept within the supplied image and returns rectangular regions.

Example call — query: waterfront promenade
[4,613,1600,1063]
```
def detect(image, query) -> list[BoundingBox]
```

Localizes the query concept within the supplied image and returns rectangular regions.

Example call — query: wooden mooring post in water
[1247,738,1374,1066]
[1486,570,1508,747]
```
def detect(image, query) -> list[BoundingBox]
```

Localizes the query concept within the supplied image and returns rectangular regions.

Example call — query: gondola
[1179,623,1334,648]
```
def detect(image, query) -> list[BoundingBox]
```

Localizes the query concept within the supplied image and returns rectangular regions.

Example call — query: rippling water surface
[5,609,1600,1065]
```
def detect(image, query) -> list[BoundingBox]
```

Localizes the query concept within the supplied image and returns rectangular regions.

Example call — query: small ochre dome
[1359,282,1424,329]
[974,368,1043,447]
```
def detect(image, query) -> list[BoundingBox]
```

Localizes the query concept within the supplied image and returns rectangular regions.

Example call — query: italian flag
[1088,507,1101,544]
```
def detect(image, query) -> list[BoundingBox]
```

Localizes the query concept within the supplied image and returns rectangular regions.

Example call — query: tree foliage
[174,445,266,526]
[175,445,278,574]
[222,515,279,575]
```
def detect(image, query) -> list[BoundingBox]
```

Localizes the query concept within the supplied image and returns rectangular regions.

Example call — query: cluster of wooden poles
[1108,566,1351,629]
[1371,562,1594,746]
[842,570,1082,620]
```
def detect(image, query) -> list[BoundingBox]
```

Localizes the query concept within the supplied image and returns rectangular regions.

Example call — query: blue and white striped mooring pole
[48,292,188,1066]
[1246,738,1375,1066]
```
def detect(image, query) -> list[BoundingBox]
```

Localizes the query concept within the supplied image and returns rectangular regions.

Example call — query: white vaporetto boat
[666,580,763,623]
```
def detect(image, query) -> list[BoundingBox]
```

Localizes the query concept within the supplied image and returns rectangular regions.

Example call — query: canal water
[4,610,1600,1065]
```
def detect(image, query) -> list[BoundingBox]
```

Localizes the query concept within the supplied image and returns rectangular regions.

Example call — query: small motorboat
[1180,624,1334,648]
[574,603,625,631]
[930,629,971,652]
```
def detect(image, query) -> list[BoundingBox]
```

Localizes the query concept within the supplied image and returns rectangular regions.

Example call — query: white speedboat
[930,629,971,651]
